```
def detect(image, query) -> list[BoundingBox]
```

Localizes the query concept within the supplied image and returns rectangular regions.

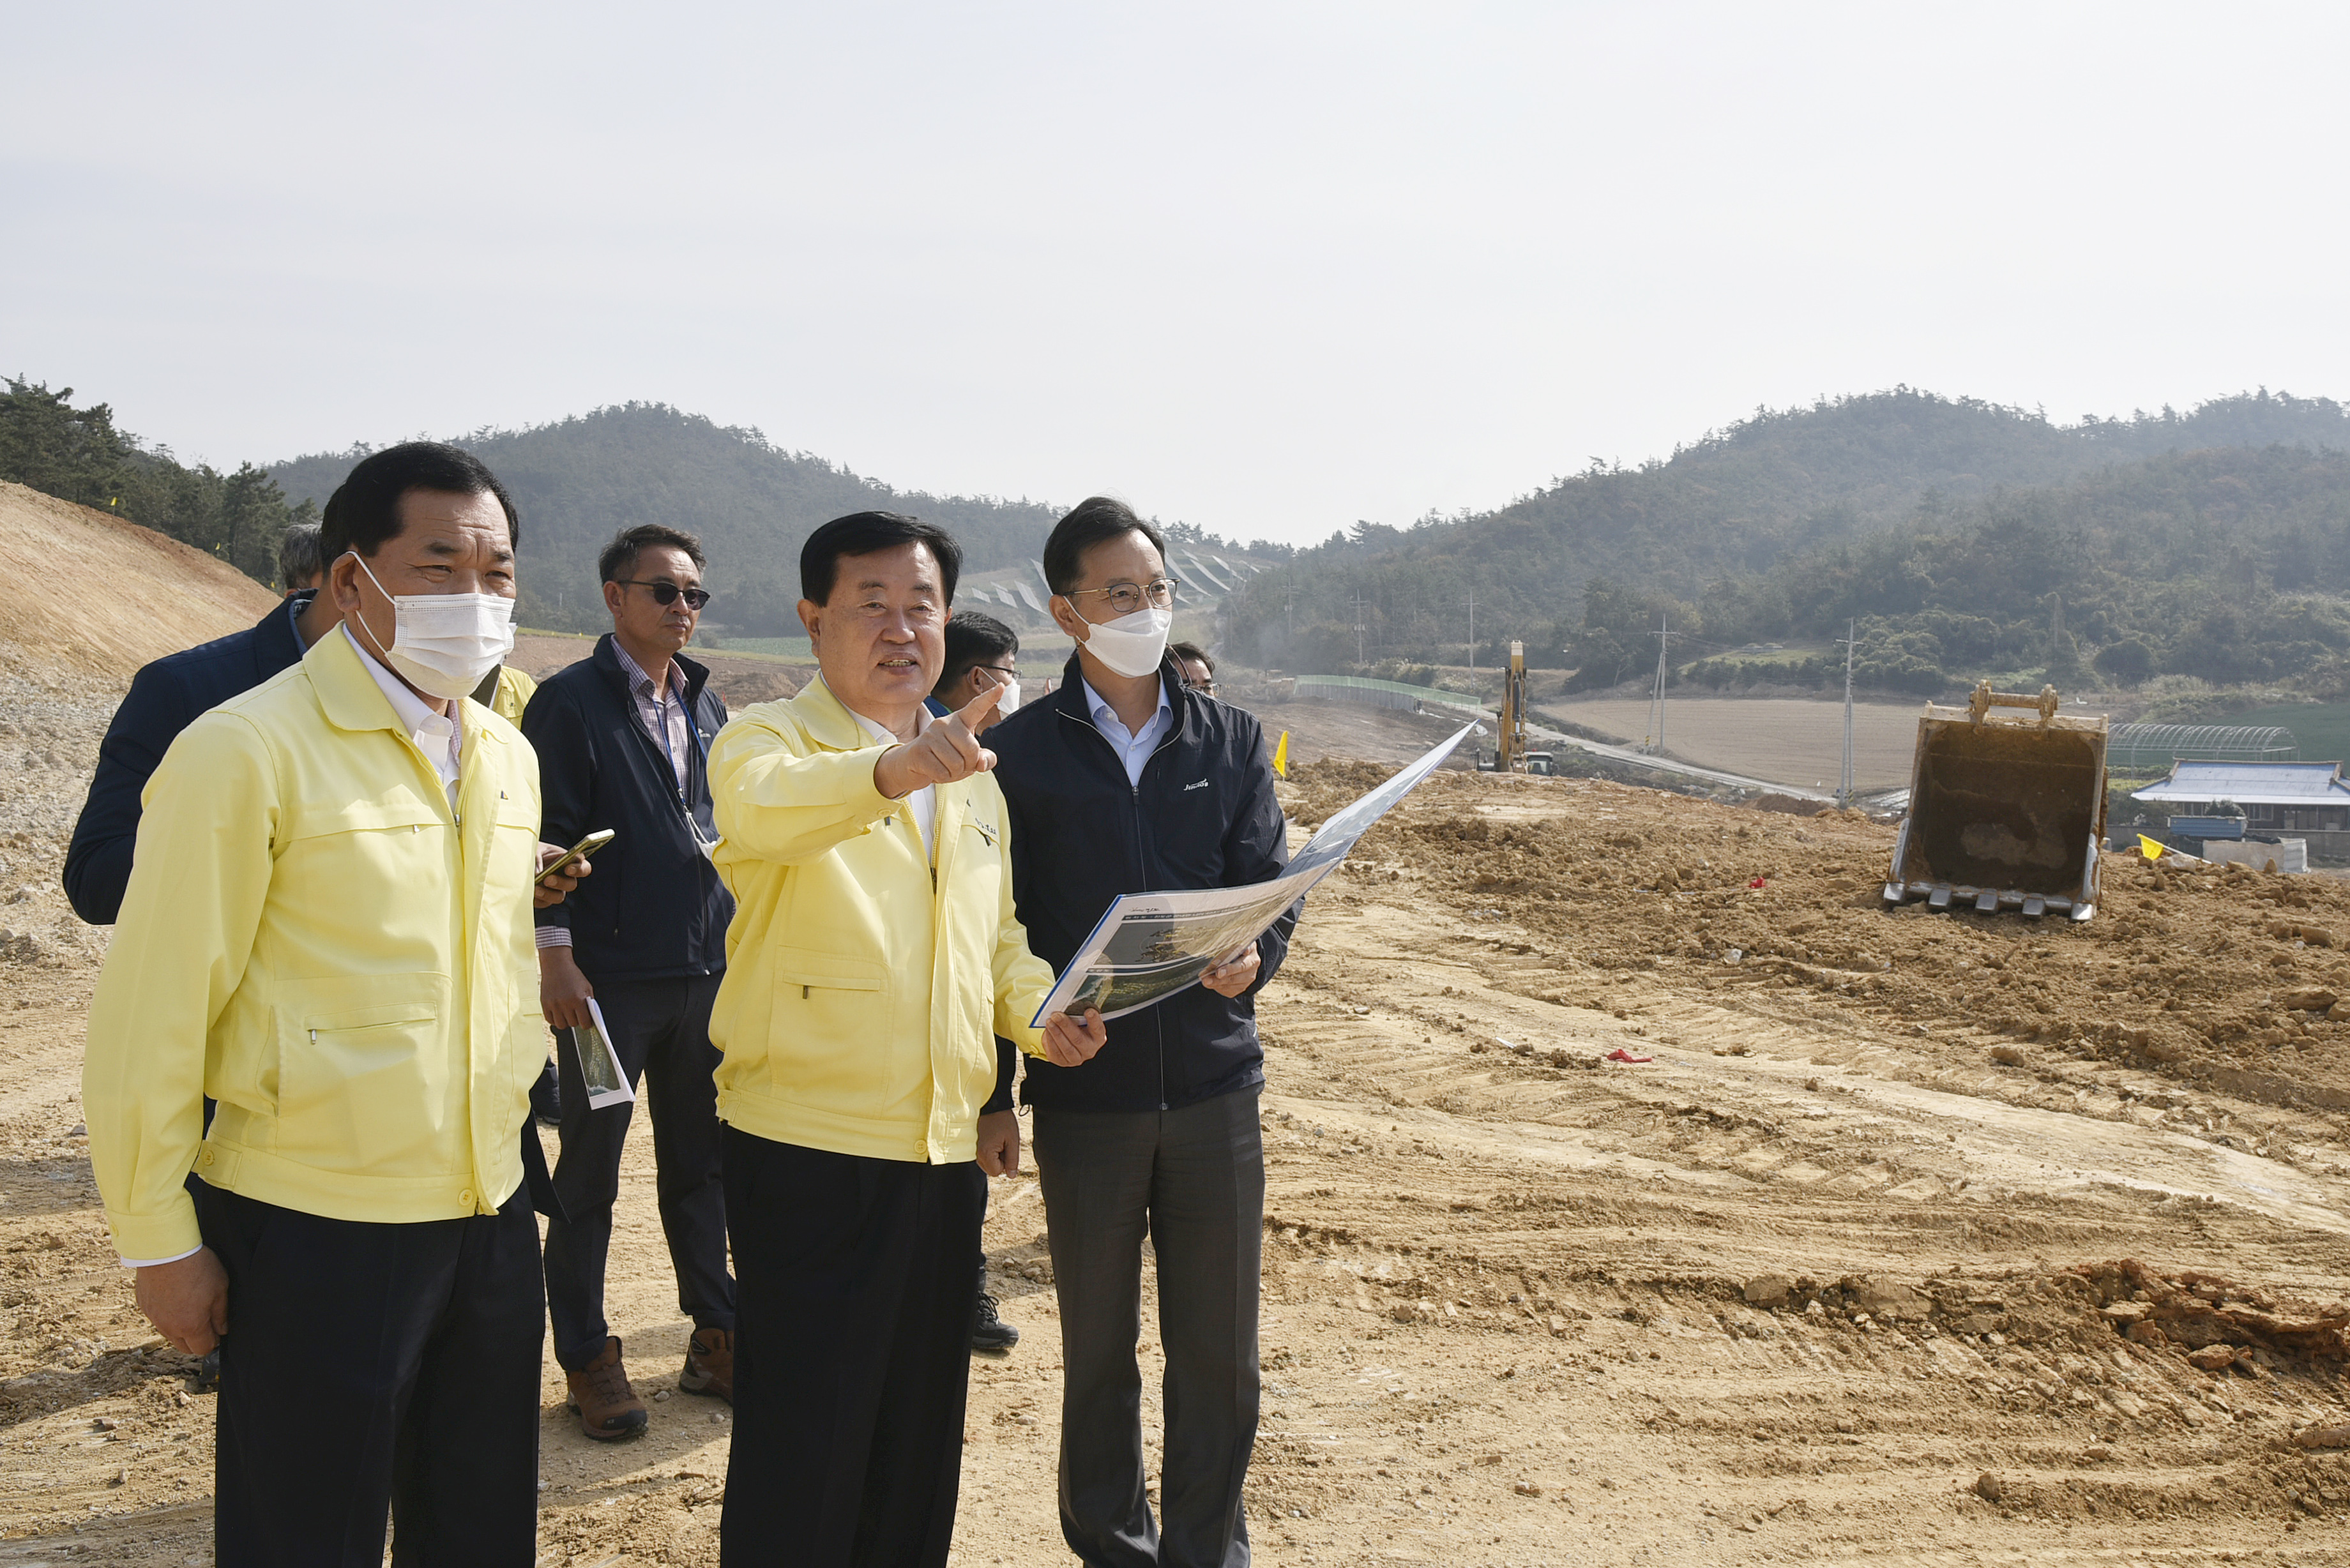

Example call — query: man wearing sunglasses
[521,524,738,1439]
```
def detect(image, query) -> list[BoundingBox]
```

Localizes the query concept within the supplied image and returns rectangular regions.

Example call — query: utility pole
[1353,591,1367,667]
[1646,615,1671,753]
[1467,589,1476,680]
[1835,619,1858,804]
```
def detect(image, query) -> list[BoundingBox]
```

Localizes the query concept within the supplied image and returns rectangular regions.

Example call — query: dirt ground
[1543,695,1935,794]
[22,678,2350,1563]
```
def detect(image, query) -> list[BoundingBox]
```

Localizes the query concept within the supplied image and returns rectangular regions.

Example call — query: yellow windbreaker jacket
[708,677,1054,1165]
[83,629,546,1262]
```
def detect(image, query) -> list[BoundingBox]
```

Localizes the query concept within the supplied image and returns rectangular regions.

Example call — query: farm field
[2229,704,2350,769]
[1543,695,1927,792]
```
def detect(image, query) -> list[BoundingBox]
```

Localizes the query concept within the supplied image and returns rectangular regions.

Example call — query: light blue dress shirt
[1081,676,1174,787]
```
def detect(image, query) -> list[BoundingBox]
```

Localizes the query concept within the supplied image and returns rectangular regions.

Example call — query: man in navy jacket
[525,524,736,1440]
[64,588,338,924]
[989,498,1296,1568]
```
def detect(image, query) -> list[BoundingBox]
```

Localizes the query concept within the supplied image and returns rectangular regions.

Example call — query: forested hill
[1229,388,2350,686]
[271,403,1070,635]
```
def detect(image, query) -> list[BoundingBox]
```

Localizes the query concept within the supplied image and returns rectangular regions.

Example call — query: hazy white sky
[4,3,2345,543]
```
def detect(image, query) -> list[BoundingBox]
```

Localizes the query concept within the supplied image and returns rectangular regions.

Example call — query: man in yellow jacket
[708,511,1105,1568]
[82,442,582,1567]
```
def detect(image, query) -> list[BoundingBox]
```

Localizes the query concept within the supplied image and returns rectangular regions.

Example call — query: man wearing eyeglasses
[989,496,1297,1568]
[521,523,738,1439]
[1169,640,1217,695]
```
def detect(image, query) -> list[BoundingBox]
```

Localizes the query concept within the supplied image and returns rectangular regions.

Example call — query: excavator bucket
[1883,682,2108,920]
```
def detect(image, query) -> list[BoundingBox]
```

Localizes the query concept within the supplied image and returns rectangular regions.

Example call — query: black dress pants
[197,1178,544,1568]
[543,972,734,1371]
[719,1127,985,1568]
[1033,1087,1264,1568]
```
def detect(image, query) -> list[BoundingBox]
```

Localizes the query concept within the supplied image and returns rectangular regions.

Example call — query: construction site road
[15,690,2350,1563]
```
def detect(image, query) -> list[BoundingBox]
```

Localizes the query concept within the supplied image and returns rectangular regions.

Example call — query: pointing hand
[874,684,1005,799]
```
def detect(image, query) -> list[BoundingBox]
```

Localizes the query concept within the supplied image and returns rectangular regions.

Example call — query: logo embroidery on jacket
[1183,779,1211,791]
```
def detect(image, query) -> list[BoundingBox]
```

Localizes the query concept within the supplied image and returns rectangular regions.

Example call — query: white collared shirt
[1080,676,1173,787]
[853,705,937,860]
[343,623,462,811]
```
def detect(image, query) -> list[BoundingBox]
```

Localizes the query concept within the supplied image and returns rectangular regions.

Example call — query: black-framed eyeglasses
[976,664,1019,681]
[616,580,711,610]
[1063,577,1179,615]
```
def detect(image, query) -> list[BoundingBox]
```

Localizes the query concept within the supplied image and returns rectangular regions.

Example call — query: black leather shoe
[971,1291,1019,1353]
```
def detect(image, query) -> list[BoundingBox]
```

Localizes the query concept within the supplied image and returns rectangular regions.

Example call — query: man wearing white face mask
[82,442,577,1566]
[989,497,1298,1568]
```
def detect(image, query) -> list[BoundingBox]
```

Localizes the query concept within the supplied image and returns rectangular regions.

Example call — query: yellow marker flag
[2139,834,2202,863]
[1273,730,1289,778]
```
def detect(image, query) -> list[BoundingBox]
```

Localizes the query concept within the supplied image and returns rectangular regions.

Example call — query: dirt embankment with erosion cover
[24,569,2350,1562]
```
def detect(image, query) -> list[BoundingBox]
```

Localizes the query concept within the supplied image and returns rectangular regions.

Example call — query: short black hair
[319,441,519,562]
[935,612,1020,700]
[1042,496,1168,598]
[1170,640,1214,677]
[599,524,708,583]
[800,511,961,606]
[276,521,324,591]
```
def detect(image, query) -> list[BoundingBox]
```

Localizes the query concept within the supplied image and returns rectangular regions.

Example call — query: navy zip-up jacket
[991,654,1298,1113]
[524,635,732,981]
[64,594,310,925]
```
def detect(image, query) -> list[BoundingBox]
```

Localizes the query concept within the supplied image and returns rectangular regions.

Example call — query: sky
[4,3,2346,545]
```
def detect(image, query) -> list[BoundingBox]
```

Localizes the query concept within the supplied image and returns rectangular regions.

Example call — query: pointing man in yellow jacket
[83,441,582,1567]
[708,511,1106,1567]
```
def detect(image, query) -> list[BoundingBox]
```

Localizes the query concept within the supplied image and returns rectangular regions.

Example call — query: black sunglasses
[616,579,711,610]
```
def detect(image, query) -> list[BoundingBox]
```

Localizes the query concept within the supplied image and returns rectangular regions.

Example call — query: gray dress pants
[1033,1086,1264,1568]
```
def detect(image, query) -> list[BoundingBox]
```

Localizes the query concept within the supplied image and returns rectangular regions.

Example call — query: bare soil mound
[0,482,277,689]
[1298,758,2350,1120]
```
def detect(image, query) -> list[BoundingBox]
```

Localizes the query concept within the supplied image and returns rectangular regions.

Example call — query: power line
[1646,615,1672,753]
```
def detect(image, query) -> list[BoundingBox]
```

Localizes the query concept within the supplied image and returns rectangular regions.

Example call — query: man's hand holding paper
[1041,1006,1109,1066]
[1199,945,1261,997]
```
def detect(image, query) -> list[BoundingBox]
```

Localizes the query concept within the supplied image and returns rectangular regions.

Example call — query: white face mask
[348,552,517,701]
[991,677,1022,714]
[1072,605,1172,681]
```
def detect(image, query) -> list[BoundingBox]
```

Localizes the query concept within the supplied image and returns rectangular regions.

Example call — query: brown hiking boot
[565,1336,648,1441]
[681,1326,733,1403]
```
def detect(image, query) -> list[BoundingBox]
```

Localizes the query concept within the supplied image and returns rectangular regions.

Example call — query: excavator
[1883,682,2109,919]
[1480,640,1552,773]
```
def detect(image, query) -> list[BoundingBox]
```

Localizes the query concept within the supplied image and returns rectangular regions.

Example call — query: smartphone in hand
[536,828,616,886]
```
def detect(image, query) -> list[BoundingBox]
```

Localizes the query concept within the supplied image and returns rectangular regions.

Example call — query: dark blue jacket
[524,635,732,982]
[64,596,310,924]
[991,654,1297,1113]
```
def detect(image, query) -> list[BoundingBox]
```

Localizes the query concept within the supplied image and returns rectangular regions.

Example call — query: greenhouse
[2106,723,2298,773]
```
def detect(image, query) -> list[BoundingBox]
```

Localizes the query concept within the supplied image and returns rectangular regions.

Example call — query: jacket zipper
[1066,700,1185,1112]
[622,685,720,973]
